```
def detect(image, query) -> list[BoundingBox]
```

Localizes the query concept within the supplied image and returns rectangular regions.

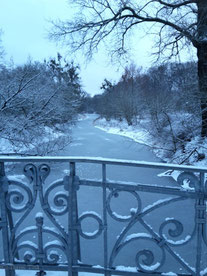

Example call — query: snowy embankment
[0,124,69,155]
[94,117,207,166]
[94,118,152,148]
[93,117,207,182]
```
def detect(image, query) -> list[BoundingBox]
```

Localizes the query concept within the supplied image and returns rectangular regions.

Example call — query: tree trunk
[197,0,207,137]
[197,43,207,137]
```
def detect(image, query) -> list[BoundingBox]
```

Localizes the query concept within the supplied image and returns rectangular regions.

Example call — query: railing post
[0,162,15,276]
[195,172,206,276]
[68,162,80,276]
[102,164,110,276]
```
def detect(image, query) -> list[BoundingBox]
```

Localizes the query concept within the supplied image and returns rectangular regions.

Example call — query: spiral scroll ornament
[6,183,33,213]
[14,242,38,264]
[135,246,164,272]
[43,183,68,216]
[159,219,193,246]
[112,234,165,273]
[44,243,66,264]
[107,189,141,222]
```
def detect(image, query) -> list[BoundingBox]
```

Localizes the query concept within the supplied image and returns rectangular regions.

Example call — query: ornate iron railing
[0,156,207,276]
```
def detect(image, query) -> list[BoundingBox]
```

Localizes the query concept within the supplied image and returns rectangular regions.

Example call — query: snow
[161,272,177,276]
[163,234,191,245]
[112,211,131,220]
[92,265,103,269]
[142,197,173,212]
[130,207,137,214]
[94,116,207,169]
[158,170,195,190]
[44,226,56,232]
[124,233,152,242]
[94,118,151,146]
[141,262,160,271]
[0,138,17,153]
[0,271,101,276]
[18,241,37,248]
[83,230,98,236]
[115,266,137,272]
[200,267,207,276]
[158,170,180,181]
[8,175,27,182]
[35,212,43,218]
[63,169,70,174]
[165,217,175,221]
[0,124,67,155]
[44,240,62,247]
[20,226,36,234]
[43,126,64,142]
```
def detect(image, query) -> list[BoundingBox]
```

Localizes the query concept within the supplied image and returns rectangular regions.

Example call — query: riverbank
[93,116,207,169]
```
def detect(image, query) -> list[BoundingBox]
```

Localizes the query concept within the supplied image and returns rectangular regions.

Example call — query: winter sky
[0,0,195,95]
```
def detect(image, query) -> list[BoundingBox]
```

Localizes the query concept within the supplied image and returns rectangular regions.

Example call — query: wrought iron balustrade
[0,156,207,276]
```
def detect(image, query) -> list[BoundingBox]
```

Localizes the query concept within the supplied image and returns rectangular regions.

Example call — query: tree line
[83,61,202,161]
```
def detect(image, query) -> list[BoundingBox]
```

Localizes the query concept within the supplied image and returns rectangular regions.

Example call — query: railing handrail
[0,155,206,173]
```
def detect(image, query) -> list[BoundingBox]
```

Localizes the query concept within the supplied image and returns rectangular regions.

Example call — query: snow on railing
[0,157,207,276]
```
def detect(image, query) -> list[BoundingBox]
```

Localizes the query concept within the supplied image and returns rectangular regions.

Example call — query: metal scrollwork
[135,245,164,272]
[44,242,66,264]
[8,164,38,244]
[109,195,194,274]
[113,234,165,273]
[107,189,141,222]
[44,246,60,264]
[159,219,194,246]
[177,172,200,191]
[23,164,37,184]
[15,242,38,264]
[78,212,103,239]
[6,181,33,213]
[38,164,50,184]
[13,215,68,265]
[1,158,206,276]
[43,182,68,216]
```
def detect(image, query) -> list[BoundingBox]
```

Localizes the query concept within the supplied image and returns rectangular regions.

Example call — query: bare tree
[50,0,207,136]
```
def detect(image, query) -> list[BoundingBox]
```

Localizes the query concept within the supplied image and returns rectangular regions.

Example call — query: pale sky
[0,0,194,95]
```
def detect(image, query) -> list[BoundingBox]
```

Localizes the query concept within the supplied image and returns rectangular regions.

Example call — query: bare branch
[50,0,198,60]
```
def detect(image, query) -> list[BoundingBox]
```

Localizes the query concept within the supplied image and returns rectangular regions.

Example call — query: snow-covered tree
[0,60,82,155]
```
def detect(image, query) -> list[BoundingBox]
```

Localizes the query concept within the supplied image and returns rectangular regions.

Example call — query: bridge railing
[0,156,207,276]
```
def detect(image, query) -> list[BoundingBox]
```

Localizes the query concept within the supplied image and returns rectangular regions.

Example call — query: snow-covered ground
[0,124,70,155]
[94,117,207,168]
[93,116,207,187]
[94,118,152,148]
